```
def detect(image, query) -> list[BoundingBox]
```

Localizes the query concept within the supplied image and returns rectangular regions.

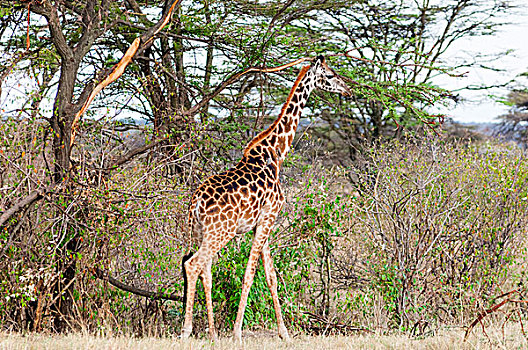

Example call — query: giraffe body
[181,56,351,341]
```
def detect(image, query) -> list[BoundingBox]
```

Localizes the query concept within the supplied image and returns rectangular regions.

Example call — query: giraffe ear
[316,55,325,63]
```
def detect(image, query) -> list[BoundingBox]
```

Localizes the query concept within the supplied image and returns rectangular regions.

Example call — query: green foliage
[289,176,349,317]
[186,229,312,334]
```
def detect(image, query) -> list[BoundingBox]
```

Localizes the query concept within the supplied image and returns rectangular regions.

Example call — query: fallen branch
[464,288,527,341]
[303,311,373,336]
[92,267,183,302]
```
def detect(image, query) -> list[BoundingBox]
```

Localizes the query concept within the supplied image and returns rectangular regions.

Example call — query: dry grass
[1,324,527,350]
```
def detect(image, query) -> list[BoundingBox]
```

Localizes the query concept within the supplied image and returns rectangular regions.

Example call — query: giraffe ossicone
[180,55,351,342]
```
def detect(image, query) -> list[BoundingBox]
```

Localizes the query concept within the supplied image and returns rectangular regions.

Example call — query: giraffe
[180,55,351,341]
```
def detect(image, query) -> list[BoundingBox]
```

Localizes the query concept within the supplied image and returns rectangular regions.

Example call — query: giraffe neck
[243,65,315,165]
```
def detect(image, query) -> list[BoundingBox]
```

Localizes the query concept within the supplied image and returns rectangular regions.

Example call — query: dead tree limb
[92,267,183,302]
[464,288,526,341]
[69,0,184,147]
[303,311,373,335]
[0,183,56,230]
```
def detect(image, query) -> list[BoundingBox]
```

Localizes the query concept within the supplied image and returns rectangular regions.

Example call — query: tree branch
[0,183,56,229]
[72,0,104,62]
[184,57,312,117]
[108,137,168,170]
[93,268,183,302]
[30,0,74,61]
[69,0,184,147]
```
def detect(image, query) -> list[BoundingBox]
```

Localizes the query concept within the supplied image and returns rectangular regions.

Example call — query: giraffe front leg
[232,247,261,342]
[200,259,217,340]
[233,222,272,343]
[261,239,289,340]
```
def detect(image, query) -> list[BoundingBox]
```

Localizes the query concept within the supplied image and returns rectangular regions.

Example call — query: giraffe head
[311,55,352,97]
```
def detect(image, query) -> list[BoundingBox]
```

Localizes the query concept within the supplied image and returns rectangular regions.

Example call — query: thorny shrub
[2,115,528,337]
[339,140,528,332]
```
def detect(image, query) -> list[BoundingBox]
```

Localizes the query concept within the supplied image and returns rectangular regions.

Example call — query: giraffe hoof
[179,327,192,339]
[278,326,290,340]
[233,329,242,343]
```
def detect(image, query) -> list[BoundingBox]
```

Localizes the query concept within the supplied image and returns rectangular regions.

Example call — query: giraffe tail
[182,251,194,306]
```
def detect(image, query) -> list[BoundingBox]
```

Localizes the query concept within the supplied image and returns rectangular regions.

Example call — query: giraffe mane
[243,64,311,157]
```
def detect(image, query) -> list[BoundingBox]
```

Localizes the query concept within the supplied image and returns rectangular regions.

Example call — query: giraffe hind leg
[182,251,194,308]
[200,259,217,340]
[181,248,208,338]
[181,228,236,339]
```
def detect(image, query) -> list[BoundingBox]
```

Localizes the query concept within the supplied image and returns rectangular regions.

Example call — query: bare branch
[464,288,524,341]
[69,0,184,147]
[93,267,183,302]
[0,183,56,229]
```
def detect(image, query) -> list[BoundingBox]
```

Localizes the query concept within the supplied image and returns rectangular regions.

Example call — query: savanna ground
[1,323,528,350]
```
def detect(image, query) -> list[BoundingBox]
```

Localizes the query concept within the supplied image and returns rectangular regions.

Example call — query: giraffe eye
[325,74,334,79]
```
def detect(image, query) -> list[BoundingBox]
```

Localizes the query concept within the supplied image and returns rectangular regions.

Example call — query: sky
[435,0,528,123]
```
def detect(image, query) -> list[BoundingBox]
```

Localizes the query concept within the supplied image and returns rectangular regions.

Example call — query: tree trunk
[49,57,79,332]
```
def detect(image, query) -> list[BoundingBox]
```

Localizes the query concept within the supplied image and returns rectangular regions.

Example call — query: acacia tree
[0,0,190,331]
[303,0,512,160]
